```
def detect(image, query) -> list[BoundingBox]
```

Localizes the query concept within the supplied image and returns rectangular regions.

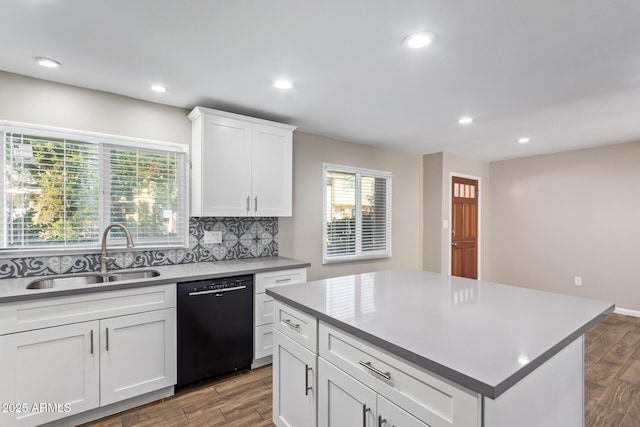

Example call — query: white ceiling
[1,0,640,161]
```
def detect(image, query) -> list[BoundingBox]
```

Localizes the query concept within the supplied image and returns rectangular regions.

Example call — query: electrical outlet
[203,230,222,244]
[574,277,582,286]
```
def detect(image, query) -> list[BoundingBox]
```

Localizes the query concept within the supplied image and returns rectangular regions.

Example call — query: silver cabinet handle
[362,405,368,427]
[254,196,258,214]
[246,196,250,213]
[106,327,110,352]
[282,318,300,329]
[275,278,292,283]
[188,285,247,296]
[378,415,383,427]
[90,330,94,355]
[305,364,312,395]
[359,360,391,380]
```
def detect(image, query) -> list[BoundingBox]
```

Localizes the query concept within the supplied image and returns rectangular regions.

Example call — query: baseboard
[615,307,640,318]
[251,355,273,369]
[41,386,174,426]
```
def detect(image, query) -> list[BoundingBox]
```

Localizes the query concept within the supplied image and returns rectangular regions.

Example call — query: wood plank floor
[82,313,640,427]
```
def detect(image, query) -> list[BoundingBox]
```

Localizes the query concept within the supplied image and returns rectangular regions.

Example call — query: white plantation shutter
[0,124,188,251]
[323,164,392,263]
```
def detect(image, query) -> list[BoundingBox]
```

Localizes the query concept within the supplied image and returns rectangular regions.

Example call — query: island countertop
[266,269,614,399]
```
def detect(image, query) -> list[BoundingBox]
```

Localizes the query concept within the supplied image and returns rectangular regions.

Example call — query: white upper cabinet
[188,107,296,217]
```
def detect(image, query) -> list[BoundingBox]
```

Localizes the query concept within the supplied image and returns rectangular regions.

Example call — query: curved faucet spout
[100,223,135,273]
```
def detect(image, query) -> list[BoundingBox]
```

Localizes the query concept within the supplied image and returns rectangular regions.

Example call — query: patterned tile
[0,217,278,279]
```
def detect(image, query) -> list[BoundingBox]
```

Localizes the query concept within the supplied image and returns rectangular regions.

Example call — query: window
[0,123,189,251]
[323,163,392,263]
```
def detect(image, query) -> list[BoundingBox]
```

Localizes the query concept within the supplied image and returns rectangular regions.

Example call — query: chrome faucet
[100,223,135,273]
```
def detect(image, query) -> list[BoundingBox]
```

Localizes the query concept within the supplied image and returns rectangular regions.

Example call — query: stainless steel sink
[26,274,106,289]
[106,269,160,282]
[25,269,161,289]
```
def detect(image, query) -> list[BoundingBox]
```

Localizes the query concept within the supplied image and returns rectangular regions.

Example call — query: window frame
[322,163,392,264]
[0,121,190,255]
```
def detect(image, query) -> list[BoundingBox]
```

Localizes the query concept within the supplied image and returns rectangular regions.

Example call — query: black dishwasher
[177,275,253,387]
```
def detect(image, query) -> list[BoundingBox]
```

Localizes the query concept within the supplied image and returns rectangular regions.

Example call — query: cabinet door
[318,357,377,427]
[200,114,252,216]
[273,330,316,427]
[100,309,176,406]
[255,323,274,360]
[378,395,431,427]
[251,124,292,217]
[0,321,100,427]
[255,292,274,326]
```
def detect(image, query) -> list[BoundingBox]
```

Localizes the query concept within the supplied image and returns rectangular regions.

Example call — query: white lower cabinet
[378,395,431,427]
[318,359,429,427]
[272,302,480,427]
[253,268,307,367]
[100,309,176,406]
[255,323,274,360]
[273,329,316,427]
[0,321,100,426]
[318,358,376,427]
[0,284,176,427]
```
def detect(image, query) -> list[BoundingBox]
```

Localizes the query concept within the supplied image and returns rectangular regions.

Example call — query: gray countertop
[266,269,614,399]
[0,256,310,303]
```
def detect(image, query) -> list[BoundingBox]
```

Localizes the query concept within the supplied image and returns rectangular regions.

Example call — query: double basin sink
[26,269,160,290]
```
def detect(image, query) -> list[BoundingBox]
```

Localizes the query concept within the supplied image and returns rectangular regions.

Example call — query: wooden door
[451,176,478,279]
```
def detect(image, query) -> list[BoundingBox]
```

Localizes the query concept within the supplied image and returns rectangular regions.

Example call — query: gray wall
[0,71,424,281]
[0,71,191,145]
[422,152,491,278]
[488,141,640,311]
[279,131,424,281]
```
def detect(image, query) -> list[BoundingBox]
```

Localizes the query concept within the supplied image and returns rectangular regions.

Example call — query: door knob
[452,242,458,247]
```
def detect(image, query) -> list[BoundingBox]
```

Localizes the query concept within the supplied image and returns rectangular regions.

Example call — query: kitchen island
[266,269,614,427]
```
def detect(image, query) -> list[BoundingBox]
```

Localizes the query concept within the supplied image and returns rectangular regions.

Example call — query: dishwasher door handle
[188,285,247,296]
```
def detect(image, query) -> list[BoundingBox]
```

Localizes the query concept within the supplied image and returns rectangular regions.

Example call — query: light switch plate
[203,230,222,244]
[442,220,449,229]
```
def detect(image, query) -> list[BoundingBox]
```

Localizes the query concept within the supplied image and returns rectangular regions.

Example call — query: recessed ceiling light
[402,32,435,49]
[517,137,531,144]
[36,57,61,68]
[458,116,474,125]
[274,80,293,90]
[151,85,166,93]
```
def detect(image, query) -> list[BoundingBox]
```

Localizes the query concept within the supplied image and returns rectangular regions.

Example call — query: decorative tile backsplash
[0,217,278,280]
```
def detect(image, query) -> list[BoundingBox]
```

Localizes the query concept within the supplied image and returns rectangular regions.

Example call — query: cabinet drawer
[273,301,317,353]
[0,284,176,335]
[319,322,480,427]
[255,268,307,293]
[254,324,274,360]
[255,293,274,327]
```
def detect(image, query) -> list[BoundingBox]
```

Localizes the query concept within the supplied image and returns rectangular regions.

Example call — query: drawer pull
[359,360,391,381]
[377,415,394,427]
[275,278,292,283]
[282,318,300,330]
[362,405,368,427]
[305,364,312,395]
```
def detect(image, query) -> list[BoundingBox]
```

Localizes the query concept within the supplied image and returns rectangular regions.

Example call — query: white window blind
[1,124,188,251]
[323,163,392,263]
